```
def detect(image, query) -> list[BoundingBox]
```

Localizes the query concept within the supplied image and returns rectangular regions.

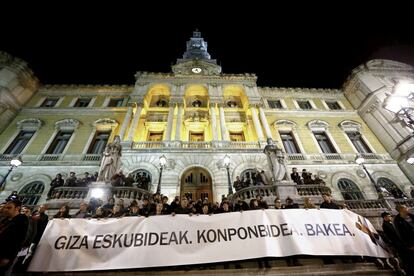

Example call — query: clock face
[191,67,202,74]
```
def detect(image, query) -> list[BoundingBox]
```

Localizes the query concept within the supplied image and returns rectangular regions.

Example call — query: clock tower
[172,30,222,75]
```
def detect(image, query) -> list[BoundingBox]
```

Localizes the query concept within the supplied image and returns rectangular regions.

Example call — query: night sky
[2,3,413,89]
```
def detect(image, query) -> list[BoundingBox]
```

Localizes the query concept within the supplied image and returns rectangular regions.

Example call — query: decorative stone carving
[263,139,287,181]
[98,135,122,182]
[338,120,362,132]
[17,118,43,130]
[92,118,118,130]
[307,120,329,130]
[55,119,80,130]
[273,120,297,128]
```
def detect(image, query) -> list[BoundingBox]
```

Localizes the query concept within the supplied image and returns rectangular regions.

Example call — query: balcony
[0,154,102,166]
[130,141,263,151]
[296,184,332,197]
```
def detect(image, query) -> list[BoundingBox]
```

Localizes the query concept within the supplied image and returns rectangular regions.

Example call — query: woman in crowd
[53,205,71,219]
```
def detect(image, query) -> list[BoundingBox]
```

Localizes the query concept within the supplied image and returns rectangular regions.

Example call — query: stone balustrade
[131,141,262,150]
[232,185,278,200]
[340,199,388,210]
[111,187,152,200]
[296,184,332,196]
[50,187,89,200]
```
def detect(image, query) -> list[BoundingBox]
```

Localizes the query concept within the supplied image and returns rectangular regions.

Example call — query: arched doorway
[18,181,45,207]
[180,167,212,201]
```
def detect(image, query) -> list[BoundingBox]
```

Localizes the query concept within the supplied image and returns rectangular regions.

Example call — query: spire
[182,30,211,60]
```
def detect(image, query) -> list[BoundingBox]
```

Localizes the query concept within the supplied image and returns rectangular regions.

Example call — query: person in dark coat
[393,204,414,275]
[290,168,302,184]
[0,199,29,275]
[47,173,64,198]
[320,194,340,209]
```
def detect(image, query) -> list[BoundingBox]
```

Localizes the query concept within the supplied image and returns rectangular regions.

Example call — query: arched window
[18,181,45,206]
[129,169,152,190]
[337,178,365,200]
[240,169,257,186]
[377,178,406,199]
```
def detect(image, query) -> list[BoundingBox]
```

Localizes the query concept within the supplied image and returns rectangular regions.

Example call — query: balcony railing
[131,141,262,150]
[286,153,306,160]
[340,199,388,210]
[232,185,278,200]
[297,185,332,196]
[393,198,414,208]
[50,187,89,200]
[39,154,61,161]
[82,154,102,162]
[111,187,152,200]
[0,154,15,161]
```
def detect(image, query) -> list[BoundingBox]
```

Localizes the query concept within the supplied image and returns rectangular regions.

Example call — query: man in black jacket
[394,204,414,274]
[0,199,29,275]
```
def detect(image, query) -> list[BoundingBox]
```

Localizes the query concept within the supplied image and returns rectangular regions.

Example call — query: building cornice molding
[258,87,343,98]
[20,107,130,116]
[38,84,133,96]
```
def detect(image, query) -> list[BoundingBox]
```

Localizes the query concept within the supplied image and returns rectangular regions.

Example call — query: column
[251,106,264,141]
[174,103,183,141]
[259,107,273,140]
[119,105,133,141]
[165,103,175,141]
[219,104,230,140]
[210,103,218,141]
[126,103,143,141]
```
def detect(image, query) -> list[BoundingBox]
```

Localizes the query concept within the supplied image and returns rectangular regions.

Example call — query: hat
[381,211,391,218]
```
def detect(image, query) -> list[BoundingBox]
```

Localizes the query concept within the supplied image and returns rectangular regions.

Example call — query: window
[4,131,35,154]
[74,98,91,107]
[280,132,300,154]
[18,181,45,206]
[346,131,372,153]
[229,132,245,142]
[87,131,111,154]
[46,130,73,154]
[337,178,364,200]
[377,178,406,199]
[326,101,342,110]
[107,98,124,107]
[314,132,337,153]
[268,100,283,109]
[41,98,59,107]
[297,100,312,110]
[148,131,163,142]
[129,169,152,190]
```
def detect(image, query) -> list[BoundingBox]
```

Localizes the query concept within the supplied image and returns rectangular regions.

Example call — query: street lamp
[223,155,233,195]
[407,156,414,165]
[156,155,167,194]
[0,156,22,189]
[355,155,382,194]
[383,81,414,129]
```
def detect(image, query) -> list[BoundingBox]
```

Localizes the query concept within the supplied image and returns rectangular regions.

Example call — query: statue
[263,138,287,181]
[98,135,122,182]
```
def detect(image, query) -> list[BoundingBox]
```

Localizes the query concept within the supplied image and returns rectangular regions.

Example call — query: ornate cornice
[55,118,80,130]
[92,118,118,129]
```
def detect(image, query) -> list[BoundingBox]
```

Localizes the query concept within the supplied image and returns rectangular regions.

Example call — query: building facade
[0,32,413,227]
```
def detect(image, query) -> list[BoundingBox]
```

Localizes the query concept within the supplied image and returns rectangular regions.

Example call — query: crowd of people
[233,169,271,191]
[290,167,326,185]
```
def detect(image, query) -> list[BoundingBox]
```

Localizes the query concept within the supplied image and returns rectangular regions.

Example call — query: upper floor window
[377,178,406,199]
[314,132,337,153]
[46,130,73,154]
[280,132,300,154]
[346,131,372,153]
[107,98,124,107]
[41,98,59,107]
[326,101,342,110]
[4,130,35,154]
[87,131,111,154]
[74,98,92,107]
[297,100,312,110]
[148,131,163,142]
[268,100,283,109]
[229,132,245,142]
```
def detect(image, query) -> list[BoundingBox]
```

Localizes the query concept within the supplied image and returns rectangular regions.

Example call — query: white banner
[28,209,391,272]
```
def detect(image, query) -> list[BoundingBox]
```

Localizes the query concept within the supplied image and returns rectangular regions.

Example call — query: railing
[0,154,15,161]
[82,154,102,162]
[297,185,331,196]
[50,187,89,200]
[39,154,61,161]
[131,141,262,150]
[286,153,306,160]
[340,199,387,210]
[324,153,342,160]
[112,187,152,200]
[232,185,278,200]
[393,198,414,208]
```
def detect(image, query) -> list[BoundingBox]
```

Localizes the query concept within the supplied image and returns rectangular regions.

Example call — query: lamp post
[383,81,414,129]
[407,156,414,165]
[0,156,22,189]
[223,154,233,195]
[156,155,167,194]
[355,155,382,194]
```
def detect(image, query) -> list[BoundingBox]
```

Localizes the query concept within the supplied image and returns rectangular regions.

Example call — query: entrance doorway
[180,167,212,201]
